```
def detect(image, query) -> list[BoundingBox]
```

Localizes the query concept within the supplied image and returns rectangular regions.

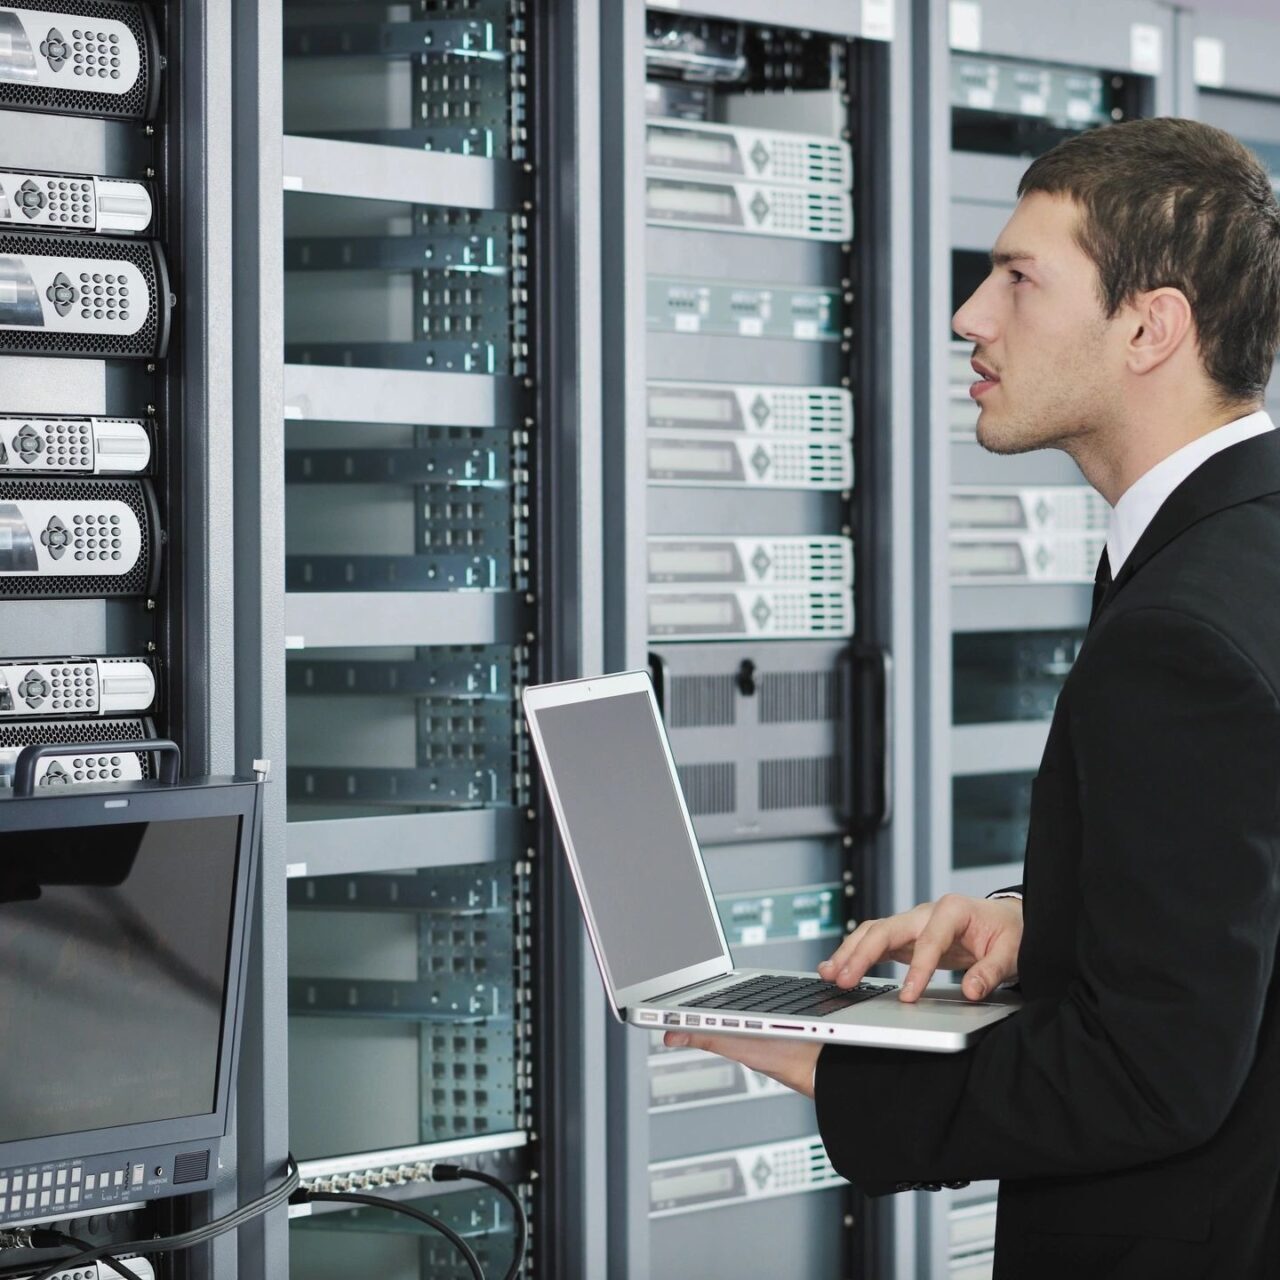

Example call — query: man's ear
[1126,287,1194,376]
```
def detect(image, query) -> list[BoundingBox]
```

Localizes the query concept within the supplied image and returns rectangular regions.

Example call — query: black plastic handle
[12,738,181,798]
[840,646,893,832]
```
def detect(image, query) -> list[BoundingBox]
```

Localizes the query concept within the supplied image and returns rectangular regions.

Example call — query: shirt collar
[1107,410,1277,574]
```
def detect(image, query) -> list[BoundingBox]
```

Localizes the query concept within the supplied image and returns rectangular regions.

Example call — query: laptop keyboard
[679,974,898,1019]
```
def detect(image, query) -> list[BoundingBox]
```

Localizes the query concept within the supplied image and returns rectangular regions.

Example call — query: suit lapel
[1098,429,1280,612]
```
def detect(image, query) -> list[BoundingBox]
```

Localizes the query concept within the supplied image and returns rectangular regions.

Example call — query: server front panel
[625,9,894,1276]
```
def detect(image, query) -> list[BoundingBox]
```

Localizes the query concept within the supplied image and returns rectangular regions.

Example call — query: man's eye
[1009,269,1027,284]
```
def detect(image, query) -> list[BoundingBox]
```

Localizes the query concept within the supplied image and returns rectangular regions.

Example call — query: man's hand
[663,1030,821,1099]
[818,894,1023,1003]
[662,895,1021,1098]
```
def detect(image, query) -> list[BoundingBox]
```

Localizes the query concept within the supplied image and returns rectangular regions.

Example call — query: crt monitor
[0,776,261,1226]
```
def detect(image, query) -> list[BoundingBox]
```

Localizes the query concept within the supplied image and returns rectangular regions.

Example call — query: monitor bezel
[0,777,262,1168]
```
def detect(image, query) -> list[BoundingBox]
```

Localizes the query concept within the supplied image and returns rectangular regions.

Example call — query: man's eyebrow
[990,249,1036,267]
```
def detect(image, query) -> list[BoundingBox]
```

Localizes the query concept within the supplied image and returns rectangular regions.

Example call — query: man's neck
[1068,400,1262,506]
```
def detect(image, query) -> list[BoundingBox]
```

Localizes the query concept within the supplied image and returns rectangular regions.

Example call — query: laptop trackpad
[910,998,1007,1016]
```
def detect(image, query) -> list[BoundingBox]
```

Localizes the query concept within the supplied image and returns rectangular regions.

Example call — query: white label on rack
[740,926,767,947]
[282,174,304,191]
[737,317,763,337]
[861,0,895,42]
[966,87,995,110]
[1130,23,1163,75]
[286,862,308,879]
[798,919,822,940]
[950,1,983,52]
[1019,93,1046,116]
[793,319,819,340]
[285,635,306,650]
[1193,36,1226,88]
[674,314,701,332]
[1066,97,1093,122]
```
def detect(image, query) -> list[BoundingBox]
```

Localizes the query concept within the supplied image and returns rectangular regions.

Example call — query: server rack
[914,1,1175,1276]
[1176,8,1280,426]
[600,3,917,1277]
[0,1,236,1276]
[221,2,600,1278]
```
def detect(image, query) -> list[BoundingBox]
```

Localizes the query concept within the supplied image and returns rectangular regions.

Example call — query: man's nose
[952,275,998,344]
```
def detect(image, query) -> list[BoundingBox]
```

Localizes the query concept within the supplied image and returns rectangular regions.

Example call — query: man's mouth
[970,359,1000,401]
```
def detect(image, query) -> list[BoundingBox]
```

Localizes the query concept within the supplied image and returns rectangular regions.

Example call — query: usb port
[704,1017,717,1026]
[663,1012,681,1026]
[745,1020,763,1029]
[721,1018,739,1028]
[685,1014,701,1027]
[639,1012,658,1022]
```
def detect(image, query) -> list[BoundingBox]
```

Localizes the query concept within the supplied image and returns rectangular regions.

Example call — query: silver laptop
[523,670,1019,1052]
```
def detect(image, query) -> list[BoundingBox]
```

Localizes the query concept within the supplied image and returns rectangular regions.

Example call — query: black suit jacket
[816,430,1280,1278]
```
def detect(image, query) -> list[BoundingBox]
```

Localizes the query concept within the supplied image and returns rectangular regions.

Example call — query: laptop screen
[532,690,725,991]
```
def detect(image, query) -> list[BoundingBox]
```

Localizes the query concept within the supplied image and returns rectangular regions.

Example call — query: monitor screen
[0,815,241,1144]
[532,690,725,992]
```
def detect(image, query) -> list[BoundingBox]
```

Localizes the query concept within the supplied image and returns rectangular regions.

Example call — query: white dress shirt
[1106,409,1277,574]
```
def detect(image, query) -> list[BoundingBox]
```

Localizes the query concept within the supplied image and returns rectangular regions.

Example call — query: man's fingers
[817,918,878,977]
[899,898,971,1001]
[819,908,929,987]
[962,939,1020,1001]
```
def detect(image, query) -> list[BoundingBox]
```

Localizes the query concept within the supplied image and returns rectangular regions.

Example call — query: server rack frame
[0,1,236,1275]
[600,2,917,1277]
[914,2,1176,1277]
[226,1,604,1277]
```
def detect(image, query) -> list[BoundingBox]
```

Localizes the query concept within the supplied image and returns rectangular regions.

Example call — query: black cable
[23,1155,300,1280]
[433,1165,528,1280]
[299,1190,484,1280]
[49,1235,145,1280]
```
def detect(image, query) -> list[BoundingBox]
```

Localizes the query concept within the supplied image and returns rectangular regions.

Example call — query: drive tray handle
[12,737,181,797]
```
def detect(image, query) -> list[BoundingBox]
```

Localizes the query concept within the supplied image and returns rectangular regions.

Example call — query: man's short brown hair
[1018,117,1280,404]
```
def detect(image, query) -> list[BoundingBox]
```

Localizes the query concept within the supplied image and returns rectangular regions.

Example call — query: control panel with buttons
[10,1262,155,1280]
[645,118,853,189]
[0,494,145,577]
[648,586,854,641]
[0,246,152,336]
[0,7,146,101]
[0,1143,212,1227]
[647,431,853,490]
[647,381,854,438]
[649,1135,844,1217]
[0,720,151,789]
[0,169,152,235]
[0,415,151,473]
[648,535,854,588]
[0,657,156,717]
[647,177,853,242]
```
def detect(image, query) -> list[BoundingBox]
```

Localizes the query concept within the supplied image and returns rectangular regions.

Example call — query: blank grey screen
[534,691,724,990]
[0,816,240,1143]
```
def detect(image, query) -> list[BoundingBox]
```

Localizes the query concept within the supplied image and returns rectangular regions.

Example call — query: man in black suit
[663,117,1280,1277]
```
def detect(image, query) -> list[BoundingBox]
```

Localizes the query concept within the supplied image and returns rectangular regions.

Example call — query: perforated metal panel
[0,0,159,120]
[0,476,159,597]
[0,231,169,357]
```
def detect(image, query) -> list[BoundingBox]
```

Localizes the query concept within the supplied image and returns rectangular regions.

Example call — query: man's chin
[975,415,1052,457]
